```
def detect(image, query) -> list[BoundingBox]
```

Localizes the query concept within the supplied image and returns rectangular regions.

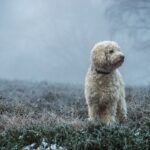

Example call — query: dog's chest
[96,73,122,100]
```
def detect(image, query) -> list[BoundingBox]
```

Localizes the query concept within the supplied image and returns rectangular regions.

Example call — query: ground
[0,80,149,150]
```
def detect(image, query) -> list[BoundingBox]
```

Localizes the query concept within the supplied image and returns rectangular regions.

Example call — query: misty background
[0,0,150,86]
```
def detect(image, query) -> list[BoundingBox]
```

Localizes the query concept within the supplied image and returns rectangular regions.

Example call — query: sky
[0,0,150,86]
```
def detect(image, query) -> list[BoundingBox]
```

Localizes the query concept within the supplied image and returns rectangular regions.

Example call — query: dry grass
[0,80,87,132]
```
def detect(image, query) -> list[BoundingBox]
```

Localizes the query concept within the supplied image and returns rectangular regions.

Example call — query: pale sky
[0,0,150,85]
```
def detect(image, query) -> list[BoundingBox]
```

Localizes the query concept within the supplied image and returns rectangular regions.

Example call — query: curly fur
[85,41,127,125]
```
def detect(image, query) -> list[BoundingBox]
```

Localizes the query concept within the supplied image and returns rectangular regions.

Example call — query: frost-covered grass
[0,80,149,150]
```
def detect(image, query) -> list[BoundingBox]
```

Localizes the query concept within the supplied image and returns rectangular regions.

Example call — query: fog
[0,0,150,85]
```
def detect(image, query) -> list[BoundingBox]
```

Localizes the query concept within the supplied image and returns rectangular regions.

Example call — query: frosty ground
[0,80,149,150]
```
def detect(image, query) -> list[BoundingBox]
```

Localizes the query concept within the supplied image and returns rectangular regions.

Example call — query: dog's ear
[91,47,108,70]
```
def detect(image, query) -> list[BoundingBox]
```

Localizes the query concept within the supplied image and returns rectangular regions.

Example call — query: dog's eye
[109,50,114,54]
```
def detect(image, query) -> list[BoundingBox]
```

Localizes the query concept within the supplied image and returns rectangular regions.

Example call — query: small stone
[50,144,57,150]
[22,145,30,150]
[58,146,64,150]
[41,138,49,148]
[31,143,36,148]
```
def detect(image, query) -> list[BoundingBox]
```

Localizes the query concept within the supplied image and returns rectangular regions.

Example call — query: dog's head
[91,41,125,73]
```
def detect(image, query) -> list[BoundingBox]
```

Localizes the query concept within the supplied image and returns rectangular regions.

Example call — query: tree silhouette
[106,0,150,50]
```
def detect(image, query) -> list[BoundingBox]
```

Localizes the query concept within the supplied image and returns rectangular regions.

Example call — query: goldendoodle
[85,41,127,125]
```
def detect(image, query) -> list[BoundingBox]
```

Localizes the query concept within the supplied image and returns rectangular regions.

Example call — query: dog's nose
[120,55,125,60]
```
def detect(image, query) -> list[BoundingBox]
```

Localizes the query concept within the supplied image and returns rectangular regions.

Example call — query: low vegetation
[0,80,149,150]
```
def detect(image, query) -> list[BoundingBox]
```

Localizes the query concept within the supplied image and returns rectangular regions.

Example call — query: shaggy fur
[85,41,127,125]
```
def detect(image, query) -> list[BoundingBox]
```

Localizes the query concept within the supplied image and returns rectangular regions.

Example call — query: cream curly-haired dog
[85,41,127,125]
